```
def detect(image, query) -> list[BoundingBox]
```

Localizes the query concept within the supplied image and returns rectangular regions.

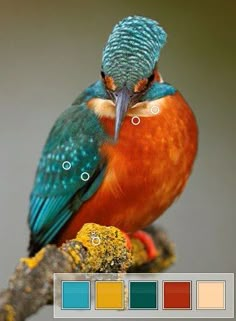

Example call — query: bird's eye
[101,71,105,79]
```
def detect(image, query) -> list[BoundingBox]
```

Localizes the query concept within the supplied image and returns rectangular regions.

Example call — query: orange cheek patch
[104,76,117,91]
[153,69,161,82]
[134,78,148,93]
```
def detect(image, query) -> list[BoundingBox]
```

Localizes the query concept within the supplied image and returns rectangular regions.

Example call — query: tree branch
[0,223,175,321]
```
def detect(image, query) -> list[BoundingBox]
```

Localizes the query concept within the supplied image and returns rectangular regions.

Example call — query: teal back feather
[72,80,108,105]
[28,84,108,253]
[102,16,167,90]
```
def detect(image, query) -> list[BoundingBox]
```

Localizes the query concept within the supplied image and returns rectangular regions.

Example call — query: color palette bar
[54,273,234,318]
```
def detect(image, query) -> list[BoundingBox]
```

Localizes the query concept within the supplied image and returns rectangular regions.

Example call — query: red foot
[131,230,158,260]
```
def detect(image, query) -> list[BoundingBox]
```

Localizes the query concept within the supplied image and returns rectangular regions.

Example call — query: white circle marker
[62,161,71,170]
[81,171,90,181]
[91,236,101,246]
[91,232,101,246]
[131,116,141,126]
[151,105,160,115]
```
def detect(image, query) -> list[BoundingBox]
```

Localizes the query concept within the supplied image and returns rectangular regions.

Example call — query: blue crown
[102,16,167,90]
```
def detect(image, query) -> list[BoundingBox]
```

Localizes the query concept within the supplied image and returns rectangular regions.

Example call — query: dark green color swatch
[129,281,157,309]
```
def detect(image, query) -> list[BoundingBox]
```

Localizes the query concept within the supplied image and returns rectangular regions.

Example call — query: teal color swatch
[129,281,158,309]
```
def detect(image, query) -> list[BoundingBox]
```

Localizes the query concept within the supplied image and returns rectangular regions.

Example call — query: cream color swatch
[197,281,225,309]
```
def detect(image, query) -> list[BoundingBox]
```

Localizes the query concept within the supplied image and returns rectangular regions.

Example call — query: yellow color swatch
[95,281,124,310]
[197,281,225,309]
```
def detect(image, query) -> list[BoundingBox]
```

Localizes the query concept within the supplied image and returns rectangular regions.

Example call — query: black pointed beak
[114,86,131,141]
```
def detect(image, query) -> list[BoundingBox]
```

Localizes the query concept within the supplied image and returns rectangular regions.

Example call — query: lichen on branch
[0,223,175,321]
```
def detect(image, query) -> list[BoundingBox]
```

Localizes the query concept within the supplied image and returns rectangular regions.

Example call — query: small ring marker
[62,161,71,170]
[131,116,141,125]
[91,236,101,246]
[81,171,90,181]
[91,232,101,246]
[151,105,160,115]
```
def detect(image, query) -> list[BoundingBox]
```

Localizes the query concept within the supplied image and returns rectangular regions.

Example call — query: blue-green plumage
[28,83,108,254]
[142,82,176,101]
[28,16,176,256]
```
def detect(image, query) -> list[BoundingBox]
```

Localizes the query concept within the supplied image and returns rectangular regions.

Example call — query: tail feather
[28,234,42,257]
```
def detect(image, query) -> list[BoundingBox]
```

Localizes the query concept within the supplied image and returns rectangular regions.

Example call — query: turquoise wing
[28,101,107,255]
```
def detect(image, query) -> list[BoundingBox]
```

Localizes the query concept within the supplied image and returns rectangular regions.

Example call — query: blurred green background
[0,0,235,320]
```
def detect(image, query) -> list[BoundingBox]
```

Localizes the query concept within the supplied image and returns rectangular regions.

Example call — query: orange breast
[57,92,198,245]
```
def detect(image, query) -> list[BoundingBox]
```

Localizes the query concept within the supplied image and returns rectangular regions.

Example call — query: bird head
[101,16,167,140]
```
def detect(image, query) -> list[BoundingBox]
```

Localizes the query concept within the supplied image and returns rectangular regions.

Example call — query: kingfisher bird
[28,16,198,257]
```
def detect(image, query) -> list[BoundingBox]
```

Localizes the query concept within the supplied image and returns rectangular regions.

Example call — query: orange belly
[57,92,198,245]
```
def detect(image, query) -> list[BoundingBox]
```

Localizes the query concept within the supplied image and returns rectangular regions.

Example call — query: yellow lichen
[68,223,132,272]
[20,248,46,269]
[3,304,16,321]
[67,247,81,266]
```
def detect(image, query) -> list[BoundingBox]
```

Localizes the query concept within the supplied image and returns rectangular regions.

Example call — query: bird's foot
[131,230,158,261]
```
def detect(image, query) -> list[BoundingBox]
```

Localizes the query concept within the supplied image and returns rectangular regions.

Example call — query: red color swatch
[163,281,191,309]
